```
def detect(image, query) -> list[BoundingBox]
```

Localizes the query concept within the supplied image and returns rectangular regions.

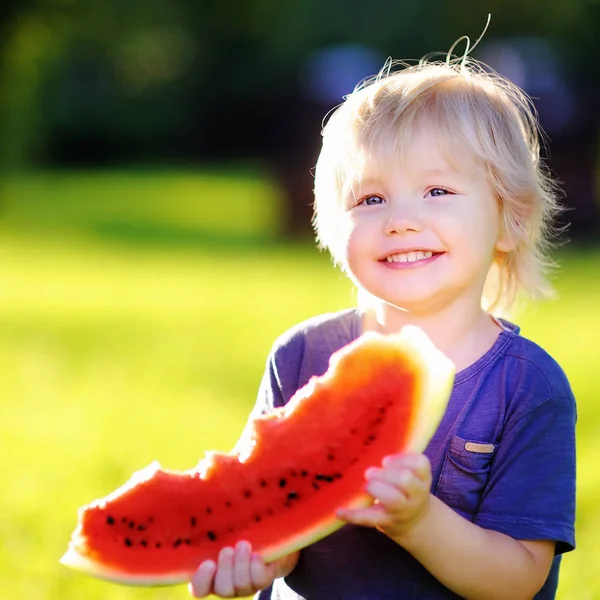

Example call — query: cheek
[338,224,372,280]
[328,216,355,271]
[337,214,360,252]
[443,203,499,244]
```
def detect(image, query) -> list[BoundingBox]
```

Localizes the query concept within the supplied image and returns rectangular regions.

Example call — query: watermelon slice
[60,325,454,586]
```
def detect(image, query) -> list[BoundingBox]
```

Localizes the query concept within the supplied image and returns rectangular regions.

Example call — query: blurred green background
[1,1,599,599]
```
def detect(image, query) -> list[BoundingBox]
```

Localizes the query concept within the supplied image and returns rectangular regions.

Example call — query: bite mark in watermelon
[60,325,454,586]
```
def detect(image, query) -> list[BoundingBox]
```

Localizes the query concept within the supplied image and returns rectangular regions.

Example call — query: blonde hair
[312,56,564,315]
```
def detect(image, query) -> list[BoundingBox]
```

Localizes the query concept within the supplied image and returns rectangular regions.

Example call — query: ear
[494,207,524,254]
[495,229,516,253]
[495,191,535,254]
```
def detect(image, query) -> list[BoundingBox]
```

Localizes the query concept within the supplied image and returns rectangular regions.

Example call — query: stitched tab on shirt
[464,442,495,453]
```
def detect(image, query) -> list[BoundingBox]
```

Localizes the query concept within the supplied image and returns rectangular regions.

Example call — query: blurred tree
[1,0,598,236]
[0,2,62,168]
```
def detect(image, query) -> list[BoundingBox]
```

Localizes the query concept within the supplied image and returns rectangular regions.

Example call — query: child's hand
[188,541,277,598]
[337,453,432,540]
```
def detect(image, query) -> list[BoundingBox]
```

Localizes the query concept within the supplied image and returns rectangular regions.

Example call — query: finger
[368,464,412,487]
[365,466,384,480]
[232,541,254,596]
[188,560,217,598]
[250,553,276,589]
[410,454,432,482]
[380,467,421,495]
[367,465,424,506]
[337,504,391,528]
[366,478,407,509]
[383,454,431,482]
[213,546,235,597]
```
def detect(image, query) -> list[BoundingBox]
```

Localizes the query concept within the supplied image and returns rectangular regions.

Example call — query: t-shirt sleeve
[253,352,287,414]
[232,354,285,454]
[244,309,359,419]
[233,334,305,453]
[474,395,576,554]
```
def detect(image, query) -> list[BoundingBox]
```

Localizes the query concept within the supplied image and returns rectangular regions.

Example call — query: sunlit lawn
[1,170,598,599]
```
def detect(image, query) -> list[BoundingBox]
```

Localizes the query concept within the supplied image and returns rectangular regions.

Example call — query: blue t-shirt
[253,309,576,600]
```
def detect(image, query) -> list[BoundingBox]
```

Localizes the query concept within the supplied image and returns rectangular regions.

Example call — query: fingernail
[219,546,234,560]
[201,560,216,573]
[237,540,251,554]
[365,467,377,479]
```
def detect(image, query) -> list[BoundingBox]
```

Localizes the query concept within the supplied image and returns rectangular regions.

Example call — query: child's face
[338,122,510,316]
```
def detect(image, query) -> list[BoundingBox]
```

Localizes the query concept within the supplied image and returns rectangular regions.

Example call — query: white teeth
[386,251,433,263]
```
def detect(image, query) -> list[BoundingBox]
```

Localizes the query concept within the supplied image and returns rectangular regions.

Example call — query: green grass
[1,170,598,599]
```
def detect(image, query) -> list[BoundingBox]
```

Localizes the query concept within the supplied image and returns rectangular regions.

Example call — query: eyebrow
[358,166,460,185]
[417,166,460,176]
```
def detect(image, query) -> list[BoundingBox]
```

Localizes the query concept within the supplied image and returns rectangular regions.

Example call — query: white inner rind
[60,547,191,586]
[260,493,373,564]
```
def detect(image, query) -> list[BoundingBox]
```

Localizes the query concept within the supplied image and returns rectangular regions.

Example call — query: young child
[189,50,576,600]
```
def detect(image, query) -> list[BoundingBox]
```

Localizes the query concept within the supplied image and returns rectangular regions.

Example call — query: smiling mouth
[383,251,440,264]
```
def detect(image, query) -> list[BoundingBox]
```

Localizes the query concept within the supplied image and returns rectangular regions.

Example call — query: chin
[361,292,433,314]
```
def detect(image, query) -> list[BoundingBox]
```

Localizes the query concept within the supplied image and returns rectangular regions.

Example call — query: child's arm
[396,494,554,600]
[338,453,555,600]
[188,542,300,598]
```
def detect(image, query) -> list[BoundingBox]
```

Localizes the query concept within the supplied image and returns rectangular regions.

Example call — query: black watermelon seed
[137,525,146,531]
[313,482,320,490]
[173,539,182,548]
[279,478,287,488]
[260,480,267,487]
[207,531,217,541]
[191,516,197,527]
[141,540,147,547]
[327,453,335,460]
[155,542,161,548]
[287,491,299,501]
[106,516,115,525]
[255,515,261,522]
[206,507,213,515]
[244,490,252,498]
[185,539,192,545]
[301,470,308,477]
[128,521,135,529]
[315,474,335,483]
[124,538,133,547]
[225,501,232,508]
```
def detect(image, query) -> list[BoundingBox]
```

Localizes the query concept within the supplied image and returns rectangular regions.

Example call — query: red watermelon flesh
[60,325,454,586]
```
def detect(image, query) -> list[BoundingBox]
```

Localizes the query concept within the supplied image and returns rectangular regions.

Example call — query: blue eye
[360,194,385,206]
[428,187,451,197]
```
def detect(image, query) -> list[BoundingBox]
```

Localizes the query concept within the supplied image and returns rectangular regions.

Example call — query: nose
[383,200,423,235]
